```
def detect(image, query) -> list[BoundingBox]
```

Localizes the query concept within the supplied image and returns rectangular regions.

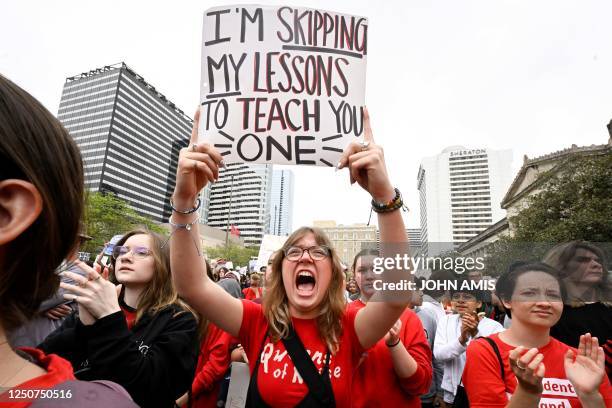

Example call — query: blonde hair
[111,229,196,324]
[263,227,346,354]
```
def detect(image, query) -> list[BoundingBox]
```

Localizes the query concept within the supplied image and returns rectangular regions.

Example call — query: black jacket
[39,301,199,408]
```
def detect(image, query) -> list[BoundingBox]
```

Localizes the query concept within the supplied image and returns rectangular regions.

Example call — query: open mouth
[296,271,316,295]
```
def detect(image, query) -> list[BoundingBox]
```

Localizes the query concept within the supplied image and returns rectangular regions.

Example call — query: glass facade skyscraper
[58,63,192,222]
[205,163,273,246]
[268,169,295,236]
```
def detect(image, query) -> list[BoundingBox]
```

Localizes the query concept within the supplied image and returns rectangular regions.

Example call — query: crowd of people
[0,72,611,408]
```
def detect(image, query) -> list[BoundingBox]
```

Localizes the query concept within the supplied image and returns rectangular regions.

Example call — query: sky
[2,0,611,229]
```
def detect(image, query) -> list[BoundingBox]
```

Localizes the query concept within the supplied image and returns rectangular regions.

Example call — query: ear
[501,297,512,314]
[0,179,43,246]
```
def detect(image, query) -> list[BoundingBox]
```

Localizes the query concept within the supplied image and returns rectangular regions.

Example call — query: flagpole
[225,174,234,248]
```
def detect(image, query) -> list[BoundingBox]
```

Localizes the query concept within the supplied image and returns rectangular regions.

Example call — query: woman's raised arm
[340,109,411,349]
[170,108,243,337]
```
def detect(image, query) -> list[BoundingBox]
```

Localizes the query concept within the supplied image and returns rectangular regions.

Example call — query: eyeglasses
[113,245,152,259]
[284,246,330,261]
[451,293,477,301]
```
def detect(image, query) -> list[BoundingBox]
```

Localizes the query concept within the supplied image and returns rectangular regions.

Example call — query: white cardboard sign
[199,5,368,167]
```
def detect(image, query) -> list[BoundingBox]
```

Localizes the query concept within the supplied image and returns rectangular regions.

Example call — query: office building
[58,62,192,222]
[268,169,295,236]
[313,221,378,266]
[417,146,513,255]
[206,163,273,246]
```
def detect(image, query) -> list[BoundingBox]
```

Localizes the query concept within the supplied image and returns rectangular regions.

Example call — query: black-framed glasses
[284,246,331,261]
[113,245,152,259]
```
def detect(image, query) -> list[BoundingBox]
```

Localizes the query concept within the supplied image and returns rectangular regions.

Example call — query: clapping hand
[43,304,73,320]
[509,346,545,395]
[60,260,122,325]
[564,333,605,400]
[459,313,479,345]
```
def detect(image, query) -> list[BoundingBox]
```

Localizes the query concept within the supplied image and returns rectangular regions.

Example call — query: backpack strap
[479,336,505,381]
[281,325,335,407]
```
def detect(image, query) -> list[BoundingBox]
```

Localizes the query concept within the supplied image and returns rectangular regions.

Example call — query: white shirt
[433,313,504,403]
[422,296,446,323]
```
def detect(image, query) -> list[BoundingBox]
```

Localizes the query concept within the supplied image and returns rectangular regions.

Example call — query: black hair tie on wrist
[387,338,401,348]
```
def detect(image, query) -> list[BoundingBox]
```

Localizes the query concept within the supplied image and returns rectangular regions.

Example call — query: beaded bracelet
[367,188,408,225]
[371,188,406,213]
[170,197,201,214]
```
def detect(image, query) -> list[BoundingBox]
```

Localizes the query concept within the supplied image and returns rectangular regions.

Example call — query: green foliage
[82,192,166,255]
[205,243,259,267]
[484,153,612,276]
[510,154,612,242]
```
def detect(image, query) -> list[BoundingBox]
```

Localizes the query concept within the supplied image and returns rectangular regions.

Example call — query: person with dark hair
[346,279,360,301]
[170,109,411,406]
[0,74,135,406]
[422,270,454,323]
[350,249,432,408]
[543,241,612,380]
[39,229,199,407]
[434,276,503,406]
[463,262,611,407]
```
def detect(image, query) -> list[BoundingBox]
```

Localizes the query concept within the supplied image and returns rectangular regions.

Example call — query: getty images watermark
[369,254,496,292]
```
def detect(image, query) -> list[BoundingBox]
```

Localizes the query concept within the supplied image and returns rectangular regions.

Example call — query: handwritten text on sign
[198,5,368,166]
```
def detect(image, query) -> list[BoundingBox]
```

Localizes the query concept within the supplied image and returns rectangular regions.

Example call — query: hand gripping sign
[199,5,368,166]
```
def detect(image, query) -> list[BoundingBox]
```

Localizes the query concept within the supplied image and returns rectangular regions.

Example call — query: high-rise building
[58,63,192,222]
[407,228,422,256]
[205,163,272,246]
[417,146,513,255]
[268,169,295,236]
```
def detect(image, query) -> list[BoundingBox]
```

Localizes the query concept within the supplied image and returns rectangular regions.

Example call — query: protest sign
[199,5,368,166]
[256,234,288,270]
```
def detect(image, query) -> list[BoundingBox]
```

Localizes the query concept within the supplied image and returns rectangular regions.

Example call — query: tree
[510,154,612,242]
[484,153,612,276]
[205,243,259,267]
[82,192,166,255]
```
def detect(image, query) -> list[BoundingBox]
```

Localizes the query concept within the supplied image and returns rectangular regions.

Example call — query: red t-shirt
[349,300,432,408]
[0,348,75,408]
[242,287,263,301]
[463,333,612,408]
[190,323,232,408]
[239,299,364,408]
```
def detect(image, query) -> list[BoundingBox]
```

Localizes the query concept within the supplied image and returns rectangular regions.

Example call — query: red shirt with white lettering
[349,300,433,408]
[239,299,364,408]
[463,333,612,407]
